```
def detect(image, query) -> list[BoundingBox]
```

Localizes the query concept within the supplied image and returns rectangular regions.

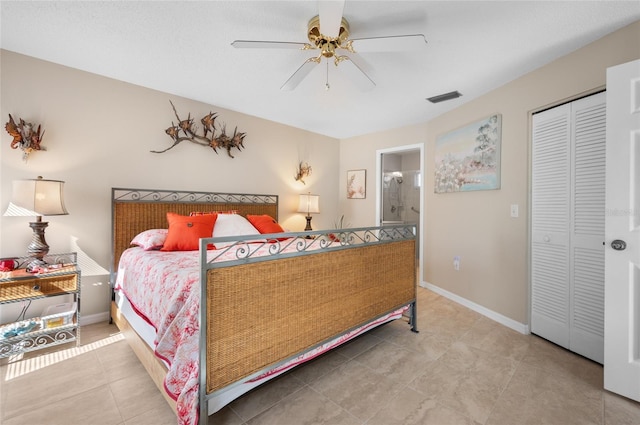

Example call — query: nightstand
[0,252,80,358]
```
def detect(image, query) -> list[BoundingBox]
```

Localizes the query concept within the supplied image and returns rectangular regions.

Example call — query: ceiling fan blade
[339,56,375,91]
[281,58,319,91]
[349,34,427,52]
[342,52,373,78]
[231,40,309,49]
[318,0,345,37]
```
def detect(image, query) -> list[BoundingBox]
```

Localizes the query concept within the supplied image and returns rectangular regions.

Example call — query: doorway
[376,143,424,282]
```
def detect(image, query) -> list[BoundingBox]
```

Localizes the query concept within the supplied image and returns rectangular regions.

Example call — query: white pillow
[212,214,265,248]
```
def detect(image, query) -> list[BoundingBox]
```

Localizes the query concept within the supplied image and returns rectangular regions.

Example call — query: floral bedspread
[114,241,407,425]
[115,241,321,424]
[115,248,202,424]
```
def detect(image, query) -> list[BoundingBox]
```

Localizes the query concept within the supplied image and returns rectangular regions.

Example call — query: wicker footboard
[204,239,416,394]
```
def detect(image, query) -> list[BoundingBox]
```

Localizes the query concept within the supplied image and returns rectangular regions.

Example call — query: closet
[531,91,606,364]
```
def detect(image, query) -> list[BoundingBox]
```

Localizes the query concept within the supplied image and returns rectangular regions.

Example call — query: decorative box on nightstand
[0,252,80,358]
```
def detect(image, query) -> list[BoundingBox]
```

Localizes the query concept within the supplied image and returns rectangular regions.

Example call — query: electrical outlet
[510,204,519,218]
[453,256,460,271]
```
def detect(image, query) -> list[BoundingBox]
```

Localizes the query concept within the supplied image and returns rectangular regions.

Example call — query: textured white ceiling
[2,1,639,139]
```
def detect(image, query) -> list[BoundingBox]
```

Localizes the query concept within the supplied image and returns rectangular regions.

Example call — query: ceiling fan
[231,1,427,91]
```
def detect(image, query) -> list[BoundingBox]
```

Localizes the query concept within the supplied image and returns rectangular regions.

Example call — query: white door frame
[376,143,425,284]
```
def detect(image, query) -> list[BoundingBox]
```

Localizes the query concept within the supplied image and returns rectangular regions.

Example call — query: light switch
[510,204,519,218]
[453,256,460,271]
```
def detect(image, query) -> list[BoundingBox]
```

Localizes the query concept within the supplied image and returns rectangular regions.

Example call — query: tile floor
[1,287,639,425]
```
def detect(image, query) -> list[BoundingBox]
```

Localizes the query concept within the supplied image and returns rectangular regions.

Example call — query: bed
[109,187,418,425]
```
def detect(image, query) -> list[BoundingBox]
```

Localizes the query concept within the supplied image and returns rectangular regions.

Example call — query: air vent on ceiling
[426,90,462,104]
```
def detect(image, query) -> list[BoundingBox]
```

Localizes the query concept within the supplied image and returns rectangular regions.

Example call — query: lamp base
[27,218,50,270]
[304,215,313,232]
[26,257,48,272]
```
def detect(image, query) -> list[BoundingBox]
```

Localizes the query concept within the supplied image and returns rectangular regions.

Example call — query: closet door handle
[611,240,627,251]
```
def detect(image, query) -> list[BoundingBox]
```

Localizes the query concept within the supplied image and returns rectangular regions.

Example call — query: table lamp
[3,176,68,268]
[297,192,319,231]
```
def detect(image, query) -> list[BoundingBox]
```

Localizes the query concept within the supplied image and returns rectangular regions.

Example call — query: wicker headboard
[110,188,278,278]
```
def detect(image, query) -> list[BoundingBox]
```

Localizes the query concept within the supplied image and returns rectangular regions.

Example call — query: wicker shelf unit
[0,253,80,358]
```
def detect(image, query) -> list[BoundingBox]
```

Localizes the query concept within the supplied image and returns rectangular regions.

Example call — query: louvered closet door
[531,103,572,349]
[531,91,606,364]
[570,93,606,363]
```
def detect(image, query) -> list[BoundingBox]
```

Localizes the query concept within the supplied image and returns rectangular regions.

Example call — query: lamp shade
[4,177,68,217]
[297,193,320,215]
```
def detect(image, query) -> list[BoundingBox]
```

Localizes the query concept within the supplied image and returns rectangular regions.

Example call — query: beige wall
[339,123,427,227]
[340,21,640,325]
[0,50,339,319]
[2,20,638,326]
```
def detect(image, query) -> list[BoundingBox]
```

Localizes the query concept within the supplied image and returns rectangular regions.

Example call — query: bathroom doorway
[376,143,424,281]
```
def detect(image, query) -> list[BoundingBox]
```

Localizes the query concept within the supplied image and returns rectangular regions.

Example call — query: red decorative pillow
[247,215,285,234]
[161,212,218,251]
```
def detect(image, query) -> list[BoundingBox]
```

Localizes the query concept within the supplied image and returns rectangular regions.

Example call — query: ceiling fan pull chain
[325,59,330,91]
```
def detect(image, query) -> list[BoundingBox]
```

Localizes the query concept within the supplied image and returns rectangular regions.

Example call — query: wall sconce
[297,192,320,231]
[3,176,68,269]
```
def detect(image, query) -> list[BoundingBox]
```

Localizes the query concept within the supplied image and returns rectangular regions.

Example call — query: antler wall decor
[294,161,312,184]
[152,100,246,158]
[4,114,45,161]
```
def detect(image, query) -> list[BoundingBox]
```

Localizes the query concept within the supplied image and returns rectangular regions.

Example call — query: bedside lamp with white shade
[3,176,68,268]
[297,192,319,231]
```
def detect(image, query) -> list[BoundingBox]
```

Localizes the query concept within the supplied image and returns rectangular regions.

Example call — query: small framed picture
[347,169,366,199]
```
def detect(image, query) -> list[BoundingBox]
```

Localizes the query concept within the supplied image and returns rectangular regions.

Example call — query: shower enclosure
[377,144,424,282]
[381,152,421,225]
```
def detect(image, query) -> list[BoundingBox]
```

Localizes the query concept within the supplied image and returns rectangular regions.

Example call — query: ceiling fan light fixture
[427,91,462,104]
[308,16,350,46]
[307,16,350,59]
[233,3,427,92]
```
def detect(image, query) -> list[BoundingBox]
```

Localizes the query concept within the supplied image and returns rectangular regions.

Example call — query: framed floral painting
[434,114,502,193]
[347,169,366,199]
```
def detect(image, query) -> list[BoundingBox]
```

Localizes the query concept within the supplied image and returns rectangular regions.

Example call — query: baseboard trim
[80,311,111,326]
[420,281,530,335]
